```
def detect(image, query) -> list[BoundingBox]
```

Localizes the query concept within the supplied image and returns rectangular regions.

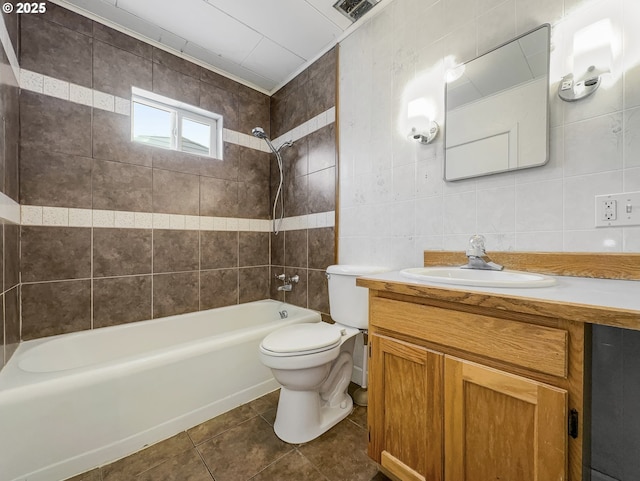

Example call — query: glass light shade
[573,19,613,81]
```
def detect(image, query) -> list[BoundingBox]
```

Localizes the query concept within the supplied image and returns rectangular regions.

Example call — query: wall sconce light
[559,19,613,102]
[407,98,439,144]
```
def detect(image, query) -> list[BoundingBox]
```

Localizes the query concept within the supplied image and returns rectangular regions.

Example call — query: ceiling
[54,0,368,93]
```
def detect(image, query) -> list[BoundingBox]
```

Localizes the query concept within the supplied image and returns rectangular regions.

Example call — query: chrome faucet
[276,273,300,291]
[461,234,503,271]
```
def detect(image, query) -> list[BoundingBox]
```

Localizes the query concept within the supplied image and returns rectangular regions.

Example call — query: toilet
[259,264,387,444]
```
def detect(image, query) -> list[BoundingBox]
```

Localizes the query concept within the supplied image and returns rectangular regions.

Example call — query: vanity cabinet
[366,293,585,481]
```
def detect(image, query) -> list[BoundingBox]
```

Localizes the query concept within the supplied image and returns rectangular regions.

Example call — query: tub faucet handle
[275,273,286,281]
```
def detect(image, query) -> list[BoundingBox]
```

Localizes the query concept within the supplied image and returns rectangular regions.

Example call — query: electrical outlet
[595,192,640,227]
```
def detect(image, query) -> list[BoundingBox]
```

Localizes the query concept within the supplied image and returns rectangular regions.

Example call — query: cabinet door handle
[568,409,579,439]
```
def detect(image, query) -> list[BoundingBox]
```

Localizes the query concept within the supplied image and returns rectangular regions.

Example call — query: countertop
[357,270,640,330]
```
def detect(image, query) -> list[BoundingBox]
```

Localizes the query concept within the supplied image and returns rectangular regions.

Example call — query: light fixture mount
[558,66,602,102]
[409,121,439,144]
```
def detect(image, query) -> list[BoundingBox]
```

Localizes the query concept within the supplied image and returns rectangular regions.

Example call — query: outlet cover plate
[595,191,640,227]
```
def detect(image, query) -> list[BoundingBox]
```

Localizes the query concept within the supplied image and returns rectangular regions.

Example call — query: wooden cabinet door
[369,334,443,481]
[444,356,567,481]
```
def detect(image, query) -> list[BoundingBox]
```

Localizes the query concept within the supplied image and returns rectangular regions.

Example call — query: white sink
[400,267,556,288]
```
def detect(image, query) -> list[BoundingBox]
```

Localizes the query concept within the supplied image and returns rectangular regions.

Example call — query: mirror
[444,24,550,181]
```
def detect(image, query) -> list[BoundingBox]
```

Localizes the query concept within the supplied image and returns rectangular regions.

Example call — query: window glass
[181,117,211,155]
[132,102,173,149]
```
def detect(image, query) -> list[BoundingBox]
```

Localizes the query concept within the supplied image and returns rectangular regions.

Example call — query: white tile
[153,213,170,229]
[443,191,476,235]
[134,212,153,229]
[223,129,239,144]
[624,107,640,168]
[515,179,564,232]
[213,217,227,230]
[306,116,319,135]
[169,214,186,229]
[114,211,135,228]
[43,76,69,100]
[477,186,516,233]
[249,136,263,150]
[564,171,622,230]
[415,196,444,236]
[564,229,623,252]
[185,215,200,230]
[237,133,252,148]
[68,208,92,227]
[114,97,131,116]
[226,217,239,231]
[326,211,336,228]
[20,69,43,93]
[21,205,43,225]
[316,111,327,128]
[93,209,115,228]
[69,84,93,107]
[237,218,251,231]
[516,231,564,252]
[326,107,336,124]
[307,213,319,229]
[93,91,115,112]
[42,206,69,226]
[200,216,215,231]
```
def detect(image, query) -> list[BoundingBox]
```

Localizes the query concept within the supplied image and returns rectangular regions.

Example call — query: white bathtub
[0,299,320,481]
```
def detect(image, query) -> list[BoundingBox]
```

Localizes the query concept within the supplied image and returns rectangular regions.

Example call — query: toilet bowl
[258,264,388,444]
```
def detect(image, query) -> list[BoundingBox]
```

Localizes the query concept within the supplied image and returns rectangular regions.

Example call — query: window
[131,87,223,159]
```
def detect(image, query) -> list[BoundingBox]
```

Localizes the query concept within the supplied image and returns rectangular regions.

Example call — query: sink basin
[399,267,556,288]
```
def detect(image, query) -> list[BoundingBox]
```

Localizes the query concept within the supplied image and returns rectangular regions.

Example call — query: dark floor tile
[197,416,294,481]
[347,405,368,431]
[101,433,194,481]
[188,404,257,445]
[250,450,327,481]
[247,390,280,416]
[93,276,152,328]
[297,419,379,481]
[136,448,213,481]
[260,409,277,427]
[64,468,102,481]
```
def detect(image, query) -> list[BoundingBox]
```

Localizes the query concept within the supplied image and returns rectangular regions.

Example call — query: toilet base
[273,387,354,444]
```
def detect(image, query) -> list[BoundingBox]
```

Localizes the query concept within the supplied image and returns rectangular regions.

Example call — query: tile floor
[67,388,390,481]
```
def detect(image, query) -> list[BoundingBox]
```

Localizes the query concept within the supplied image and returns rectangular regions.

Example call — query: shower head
[252,127,268,139]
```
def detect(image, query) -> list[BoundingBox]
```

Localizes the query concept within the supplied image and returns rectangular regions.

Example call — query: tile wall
[338,0,640,269]
[10,2,339,342]
[0,8,20,368]
[269,49,338,319]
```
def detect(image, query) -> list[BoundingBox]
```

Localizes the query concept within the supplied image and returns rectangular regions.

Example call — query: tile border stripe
[20,206,335,232]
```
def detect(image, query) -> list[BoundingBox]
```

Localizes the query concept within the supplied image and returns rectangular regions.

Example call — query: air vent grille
[333,0,380,22]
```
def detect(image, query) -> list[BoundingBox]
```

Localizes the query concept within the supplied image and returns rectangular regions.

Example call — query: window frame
[131,87,223,159]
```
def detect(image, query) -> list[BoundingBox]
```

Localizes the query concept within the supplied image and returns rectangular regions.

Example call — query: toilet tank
[326,265,389,329]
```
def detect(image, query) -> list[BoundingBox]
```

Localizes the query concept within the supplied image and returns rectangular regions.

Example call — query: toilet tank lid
[326,265,389,276]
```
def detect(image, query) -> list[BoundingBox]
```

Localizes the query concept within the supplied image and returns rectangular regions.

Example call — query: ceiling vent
[333,0,380,22]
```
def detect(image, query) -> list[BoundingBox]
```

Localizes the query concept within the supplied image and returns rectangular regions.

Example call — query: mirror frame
[444,24,551,182]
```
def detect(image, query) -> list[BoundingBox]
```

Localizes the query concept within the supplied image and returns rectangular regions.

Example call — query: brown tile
[247,390,280,415]
[237,92,270,140]
[237,181,270,219]
[188,404,257,445]
[20,91,92,157]
[237,146,270,184]
[101,432,194,481]
[308,124,336,174]
[153,63,200,106]
[199,269,238,310]
[93,40,153,98]
[284,173,308,217]
[308,167,336,214]
[153,169,200,215]
[21,280,91,340]
[93,276,152,328]
[153,48,201,79]
[197,416,293,481]
[285,268,308,309]
[308,227,335,270]
[153,230,199,273]
[136,448,212,481]
[308,269,330,314]
[20,15,93,87]
[308,72,336,119]
[251,450,327,481]
[238,266,270,303]
[93,229,152,277]
[271,232,284,266]
[92,159,153,212]
[308,47,337,82]
[21,226,91,282]
[38,3,93,36]
[285,230,308,268]
[239,232,269,267]
[153,272,199,318]
[64,468,102,481]
[200,68,239,93]
[297,419,379,481]
[92,109,153,167]
[347,405,368,431]
[200,231,237,269]
[152,149,217,177]
[199,82,238,131]
[260,408,278,426]
[4,223,18,289]
[270,265,285,302]
[281,137,308,178]
[200,177,238,217]
[20,148,92,208]
[3,10,18,53]
[4,285,19,358]
[93,23,153,58]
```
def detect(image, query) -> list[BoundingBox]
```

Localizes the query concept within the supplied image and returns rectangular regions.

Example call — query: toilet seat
[260,323,342,357]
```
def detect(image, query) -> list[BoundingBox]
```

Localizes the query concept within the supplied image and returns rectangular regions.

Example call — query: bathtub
[0,299,320,481]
